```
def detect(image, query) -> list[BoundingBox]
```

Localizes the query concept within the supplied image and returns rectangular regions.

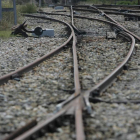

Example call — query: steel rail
[63,5,136,139]
[70,5,81,34]
[75,7,136,98]
[93,4,140,8]
[0,15,73,85]
[3,120,37,140]
[12,94,85,140]
[37,10,138,95]
[38,11,70,16]
[98,7,140,13]
[11,95,85,140]
[38,11,132,31]
[71,4,140,8]
[91,5,140,41]
[69,5,136,98]
[39,10,140,42]
[75,97,85,140]
[3,11,84,140]
[70,6,85,140]
[103,13,140,41]
[71,16,81,95]
[65,5,136,138]
[89,97,140,104]
[3,7,136,140]
[73,7,140,17]
[72,6,140,41]
[13,109,66,140]
[86,31,135,98]
[2,15,75,140]
[51,4,140,8]
[70,5,136,100]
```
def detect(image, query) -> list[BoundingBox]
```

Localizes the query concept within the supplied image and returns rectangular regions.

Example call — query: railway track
[0,4,140,140]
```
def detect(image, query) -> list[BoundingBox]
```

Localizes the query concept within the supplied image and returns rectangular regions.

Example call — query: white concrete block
[32,29,54,37]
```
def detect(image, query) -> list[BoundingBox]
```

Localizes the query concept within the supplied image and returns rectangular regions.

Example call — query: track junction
[1,3,140,140]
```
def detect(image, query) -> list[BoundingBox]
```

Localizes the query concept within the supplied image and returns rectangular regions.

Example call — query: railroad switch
[11,21,54,37]
[11,21,28,37]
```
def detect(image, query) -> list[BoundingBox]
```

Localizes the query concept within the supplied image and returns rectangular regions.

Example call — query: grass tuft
[0,30,14,38]
[19,4,37,13]
[116,0,138,5]
[0,1,23,31]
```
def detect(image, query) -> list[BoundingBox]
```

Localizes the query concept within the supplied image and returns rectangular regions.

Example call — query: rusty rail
[3,9,85,140]
[70,6,85,140]
[0,15,73,85]
[2,5,137,140]
[93,4,140,8]
[72,6,140,41]
[73,7,140,17]
[70,5,136,97]
[70,5,81,34]
[85,32,135,99]
[3,120,37,140]
[98,7,140,13]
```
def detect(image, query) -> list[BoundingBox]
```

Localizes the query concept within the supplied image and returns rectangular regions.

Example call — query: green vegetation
[0,1,21,38]
[116,0,138,5]
[19,3,37,13]
[0,0,37,38]
[0,30,14,38]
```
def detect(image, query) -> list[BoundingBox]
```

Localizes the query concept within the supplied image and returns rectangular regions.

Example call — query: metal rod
[13,0,17,25]
[39,0,41,7]
[0,0,2,20]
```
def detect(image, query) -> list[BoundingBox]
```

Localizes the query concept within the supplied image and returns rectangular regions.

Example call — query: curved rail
[3,12,83,140]
[85,31,135,99]
[0,15,73,85]
[70,6,81,34]
[36,10,137,96]
[71,6,140,41]
[98,7,140,13]
[89,5,140,41]
[2,6,137,140]
[69,5,135,98]
[70,6,85,140]
[93,4,140,8]
[73,7,140,17]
